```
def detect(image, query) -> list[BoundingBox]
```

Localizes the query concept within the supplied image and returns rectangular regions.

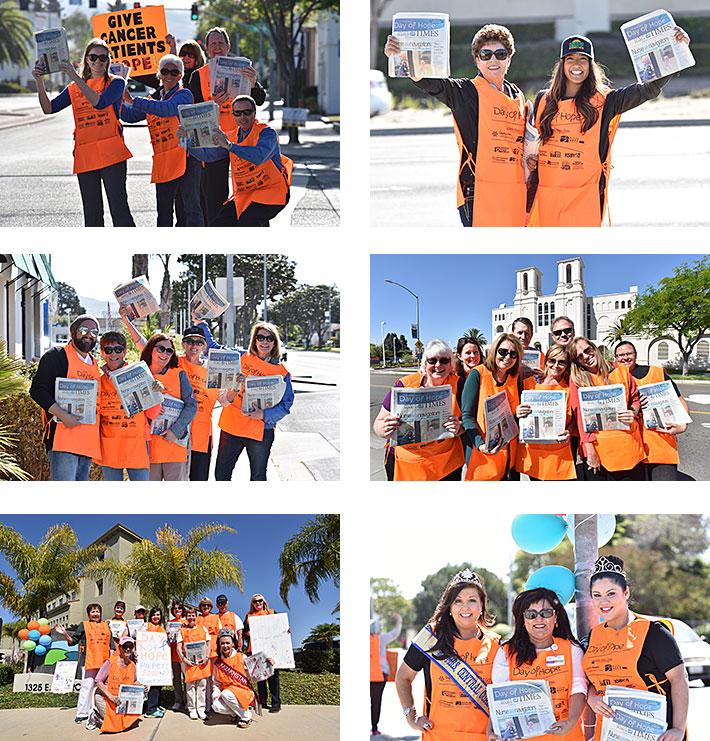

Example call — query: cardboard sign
[248,613,295,669]
[135,631,171,686]
[92,5,168,76]
[51,661,79,693]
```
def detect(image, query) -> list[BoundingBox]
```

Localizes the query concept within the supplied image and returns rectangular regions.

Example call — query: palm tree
[463,328,487,345]
[86,523,243,617]
[304,621,340,649]
[604,316,631,347]
[279,514,339,610]
[156,254,172,329]
[0,523,105,620]
[0,339,30,480]
[1,618,26,662]
[0,1,32,67]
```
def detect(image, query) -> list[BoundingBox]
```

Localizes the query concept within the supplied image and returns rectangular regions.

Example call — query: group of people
[32,28,291,227]
[372,557,687,740]
[374,316,689,481]
[384,23,690,226]
[54,593,281,733]
[29,311,293,481]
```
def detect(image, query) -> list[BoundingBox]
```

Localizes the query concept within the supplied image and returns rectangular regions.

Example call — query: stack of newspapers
[151,394,189,446]
[206,349,242,390]
[487,680,557,740]
[177,102,221,148]
[390,385,454,447]
[35,28,70,74]
[599,687,667,741]
[109,361,163,417]
[577,384,630,433]
[209,56,252,97]
[388,12,449,79]
[190,279,229,320]
[113,275,159,321]
[241,375,286,414]
[54,378,97,424]
[640,380,692,431]
[519,389,566,444]
[117,684,144,715]
[484,390,518,452]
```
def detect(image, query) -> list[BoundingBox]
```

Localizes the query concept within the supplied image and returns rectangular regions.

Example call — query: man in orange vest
[30,314,101,481]
[216,594,244,650]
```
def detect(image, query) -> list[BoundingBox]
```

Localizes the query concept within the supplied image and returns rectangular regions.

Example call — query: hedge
[294,648,340,674]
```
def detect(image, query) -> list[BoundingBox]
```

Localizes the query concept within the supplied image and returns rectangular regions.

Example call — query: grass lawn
[669,373,710,381]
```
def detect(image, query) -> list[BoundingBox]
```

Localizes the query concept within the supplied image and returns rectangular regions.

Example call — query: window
[566,264,572,284]
[697,340,709,359]
[496,325,504,334]
[97,579,103,596]
[544,302,549,326]
[550,302,555,322]
[657,342,669,361]
[538,304,543,325]
[615,301,619,310]
[523,273,528,291]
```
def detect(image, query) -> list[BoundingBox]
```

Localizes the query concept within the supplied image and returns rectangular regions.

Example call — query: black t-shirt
[404,643,436,714]
[632,365,681,397]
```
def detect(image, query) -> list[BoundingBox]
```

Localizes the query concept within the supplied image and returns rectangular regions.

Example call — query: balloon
[34,645,47,656]
[525,565,576,604]
[39,635,52,646]
[28,629,41,641]
[18,629,29,641]
[22,640,37,651]
[511,514,567,554]
[565,514,616,548]
[39,624,51,636]
[27,620,40,631]
[38,618,49,626]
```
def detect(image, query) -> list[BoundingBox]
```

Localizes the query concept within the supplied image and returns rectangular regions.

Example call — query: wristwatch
[403,706,416,717]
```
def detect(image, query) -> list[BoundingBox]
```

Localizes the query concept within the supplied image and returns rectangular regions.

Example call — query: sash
[215,656,261,716]
[411,625,490,717]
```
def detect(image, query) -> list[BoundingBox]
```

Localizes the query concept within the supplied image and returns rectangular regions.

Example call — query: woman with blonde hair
[243,594,281,712]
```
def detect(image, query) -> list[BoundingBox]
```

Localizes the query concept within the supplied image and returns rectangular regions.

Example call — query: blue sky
[0,514,339,646]
[370,253,703,347]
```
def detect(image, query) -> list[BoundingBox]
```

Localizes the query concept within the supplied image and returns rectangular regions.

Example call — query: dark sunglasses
[425,356,450,366]
[255,334,274,342]
[102,345,125,355]
[253,599,263,604]
[179,51,196,58]
[552,327,573,337]
[523,608,555,620]
[497,348,518,359]
[154,345,175,355]
[87,53,109,62]
[477,48,509,61]
[160,67,181,77]
[183,338,205,346]
[233,108,255,117]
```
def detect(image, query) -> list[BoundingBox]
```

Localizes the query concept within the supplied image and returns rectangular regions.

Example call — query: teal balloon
[34,645,47,656]
[22,640,37,651]
[525,565,576,604]
[38,618,50,626]
[39,635,52,646]
[27,629,41,641]
[511,514,567,554]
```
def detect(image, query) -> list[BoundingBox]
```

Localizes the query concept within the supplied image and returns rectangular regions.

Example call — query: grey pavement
[0,705,339,741]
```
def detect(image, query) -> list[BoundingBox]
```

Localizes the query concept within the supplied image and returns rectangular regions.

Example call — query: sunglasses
[477,49,509,61]
[547,359,567,367]
[102,345,125,355]
[580,346,596,357]
[552,327,573,337]
[255,334,274,342]
[179,51,196,58]
[253,599,263,604]
[160,67,181,77]
[87,53,109,62]
[233,108,255,117]
[183,338,205,346]
[497,348,518,359]
[425,357,450,366]
[523,608,555,620]
[77,327,99,337]
[154,345,175,355]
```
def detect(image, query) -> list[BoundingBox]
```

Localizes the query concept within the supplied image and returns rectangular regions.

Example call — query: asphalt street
[369,369,709,481]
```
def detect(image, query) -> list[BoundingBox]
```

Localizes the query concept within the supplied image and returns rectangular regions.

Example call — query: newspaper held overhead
[577,384,630,433]
[54,378,98,425]
[35,28,71,75]
[151,394,189,446]
[484,390,518,452]
[206,349,242,390]
[248,612,295,669]
[109,361,163,417]
[117,684,144,715]
[177,102,221,148]
[522,349,543,371]
[190,279,230,320]
[245,651,275,683]
[241,375,286,414]
[639,380,692,431]
[519,389,567,444]
[390,385,454,447]
[209,56,252,98]
[113,275,159,320]
[487,680,557,740]
[389,12,450,79]
[620,9,694,84]
[109,61,130,79]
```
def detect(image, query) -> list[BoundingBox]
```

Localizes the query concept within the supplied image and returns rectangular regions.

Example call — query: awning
[11,254,56,288]
[33,255,57,290]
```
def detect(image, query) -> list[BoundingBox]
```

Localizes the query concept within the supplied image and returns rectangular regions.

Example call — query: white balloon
[566,514,616,547]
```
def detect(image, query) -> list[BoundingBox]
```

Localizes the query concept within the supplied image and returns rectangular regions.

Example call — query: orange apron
[83,620,111,670]
[529,88,620,227]
[218,611,241,635]
[392,373,465,481]
[213,652,254,709]
[637,365,680,465]
[178,357,218,453]
[150,367,188,463]
[68,76,132,174]
[197,613,221,658]
[100,654,139,733]
[180,624,212,681]
[198,64,237,135]
[218,352,289,442]
[370,635,384,681]
[465,365,519,481]
[48,343,101,460]
[146,89,186,183]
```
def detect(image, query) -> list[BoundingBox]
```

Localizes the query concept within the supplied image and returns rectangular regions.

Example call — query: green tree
[463,328,487,345]
[304,621,339,648]
[615,514,710,563]
[196,0,267,65]
[268,292,305,345]
[0,340,29,480]
[106,0,127,10]
[604,316,632,347]
[371,577,413,634]
[279,514,339,610]
[383,332,409,357]
[288,284,339,348]
[623,257,710,375]
[86,523,244,617]
[156,254,173,329]
[511,539,575,593]
[0,523,104,620]
[64,11,92,58]
[56,281,86,316]
[0,1,32,66]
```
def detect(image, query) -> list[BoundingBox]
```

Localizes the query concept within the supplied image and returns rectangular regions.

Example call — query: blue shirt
[186,123,282,172]
[119,85,194,123]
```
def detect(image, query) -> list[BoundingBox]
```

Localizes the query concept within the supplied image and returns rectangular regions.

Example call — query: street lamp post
[381,321,387,368]
[384,279,420,361]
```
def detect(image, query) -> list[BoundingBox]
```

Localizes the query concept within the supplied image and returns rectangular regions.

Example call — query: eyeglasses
[154,345,175,355]
[580,346,596,357]
[523,608,555,620]
[497,348,518,359]
[160,67,181,77]
[102,345,125,355]
[77,327,99,337]
[425,357,450,365]
[615,352,635,360]
[477,49,509,61]
[255,334,274,342]
[233,108,255,117]
[547,359,567,367]
[183,338,205,346]
[87,53,109,62]
[552,327,573,337]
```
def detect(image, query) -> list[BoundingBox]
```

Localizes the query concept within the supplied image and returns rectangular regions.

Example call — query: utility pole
[226,255,235,347]
[263,255,268,322]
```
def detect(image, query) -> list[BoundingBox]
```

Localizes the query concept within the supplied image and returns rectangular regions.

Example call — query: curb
[0,109,47,131]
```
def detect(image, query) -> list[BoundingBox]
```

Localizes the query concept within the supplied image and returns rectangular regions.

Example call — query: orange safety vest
[100,654,139,733]
[213,651,254,709]
[197,613,221,658]
[150,367,188,464]
[370,634,384,681]
[180,624,212,682]
[529,88,621,227]
[453,76,527,226]
[506,639,584,741]
[94,369,151,470]
[68,76,132,175]
[178,357,218,454]
[82,620,111,670]
[198,64,237,135]
[392,373,465,482]
[425,629,500,741]
[218,352,289,442]
[229,120,292,217]
[146,87,187,184]
[48,343,101,460]
[464,365,519,481]
[636,365,680,465]
[515,379,576,480]
[218,610,241,636]
[581,365,645,472]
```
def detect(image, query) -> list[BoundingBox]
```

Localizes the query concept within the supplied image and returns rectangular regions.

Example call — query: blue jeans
[101,466,150,481]
[48,450,91,481]
[214,429,274,481]
[155,154,204,227]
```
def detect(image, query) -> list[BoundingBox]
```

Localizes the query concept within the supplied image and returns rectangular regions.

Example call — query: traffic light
[19,0,29,9]
[133,2,140,7]
[190,3,198,20]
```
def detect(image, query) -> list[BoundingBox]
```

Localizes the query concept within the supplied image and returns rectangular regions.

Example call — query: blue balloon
[511,514,567,554]
[34,644,47,656]
[27,629,41,641]
[39,635,52,646]
[525,565,576,604]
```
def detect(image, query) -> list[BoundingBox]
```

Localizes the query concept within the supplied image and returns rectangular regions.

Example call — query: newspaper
[522,349,543,371]
[389,12,450,79]
[621,9,694,83]
[167,621,183,643]
[117,684,144,715]
[184,640,208,662]
[109,361,163,417]
[519,389,567,444]
[599,707,667,741]
[487,680,557,740]
[639,380,692,431]
[177,101,221,148]
[206,349,242,390]
[209,56,252,98]
[577,384,630,433]
[151,394,189,446]
[245,651,275,683]
[190,279,229,320]
[113,275,159,320]
[603,686,666,723]
[241,375,286,414]
[127,619,147,638]
[390,385,454,447]
[109,61,130,79]
[483,390,518,452]
[54,377,97,424]
[35,28,70,75]
[108,620,127,639]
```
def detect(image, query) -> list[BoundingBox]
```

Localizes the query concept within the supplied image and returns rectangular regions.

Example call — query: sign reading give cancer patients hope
[135,631,171,686]
[92,5,168,76]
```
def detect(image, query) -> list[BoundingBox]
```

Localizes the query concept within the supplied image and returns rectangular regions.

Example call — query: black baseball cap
[560,35,594,60]
[216,594,228,604]
[183,325,207,341]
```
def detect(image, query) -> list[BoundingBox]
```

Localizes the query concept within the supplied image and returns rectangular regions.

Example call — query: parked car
[370,69,393,117]
[302,638,340,651]
[668,618,710,686]
[126,79,151,99]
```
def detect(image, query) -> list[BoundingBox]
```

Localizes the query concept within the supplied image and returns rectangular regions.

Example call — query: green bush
[0,81,30,94]
[280,671,339,705]
[0,664,16,686]
[0,390,48,481]
[294,648,339,674]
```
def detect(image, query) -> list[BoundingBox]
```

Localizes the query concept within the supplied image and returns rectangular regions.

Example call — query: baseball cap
[560,35,594,60]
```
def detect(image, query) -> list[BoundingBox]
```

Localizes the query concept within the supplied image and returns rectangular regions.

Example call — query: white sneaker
[86,713,98,731]
[189,710,198,720]
[197,711,206,720]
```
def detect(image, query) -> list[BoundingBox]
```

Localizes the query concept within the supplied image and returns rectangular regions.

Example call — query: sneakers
[144,709,165,718]
[74,716,88,724]
[189,710,198,720]
[197,711,207,720]
[86,712,98,731]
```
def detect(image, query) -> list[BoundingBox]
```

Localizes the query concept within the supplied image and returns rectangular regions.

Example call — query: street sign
[415,340,423,350]
[411,324,418,339]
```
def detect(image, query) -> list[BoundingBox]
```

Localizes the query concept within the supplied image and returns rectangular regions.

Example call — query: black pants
[214,428,275,481]
[189,438,212,481]
[155,154,204,227]
[209,195,289,227]
[200,156,230,225]
[370,675,388,732]
[257,669,280,709]
[646,462,678,481]
[76,160,135,227]
[582,461,645,481]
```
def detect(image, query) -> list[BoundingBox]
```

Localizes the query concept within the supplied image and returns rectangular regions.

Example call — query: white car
[370,69,393,117]
[669,618,710,686]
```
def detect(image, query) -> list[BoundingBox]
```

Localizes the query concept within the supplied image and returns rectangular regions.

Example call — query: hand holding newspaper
[54,378,98,425]
[487,680,557,740]
[388,13,450,79]
[639,380,692,432]
[483,391,518,453]
[35,28,71,75]
[241,375,287,414]
[209,56,253,98]
[151,394,189,446]
[390,385,455,447]
[245,651,275,683]
[577,384,630,433]
[113,276,159,321]
[206,349,242,390]
[184,640,208,664]
[518,389,567,444]
[177,102,221,148]
[117,684,144,715]
[109,361,163,417]
[190,279,229,320]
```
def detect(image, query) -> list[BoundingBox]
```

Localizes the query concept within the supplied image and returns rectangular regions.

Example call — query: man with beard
[30,314,101,480]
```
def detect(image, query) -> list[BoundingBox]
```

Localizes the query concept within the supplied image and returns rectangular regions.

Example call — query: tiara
[448,568,482,588]
[591,556,626,578]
